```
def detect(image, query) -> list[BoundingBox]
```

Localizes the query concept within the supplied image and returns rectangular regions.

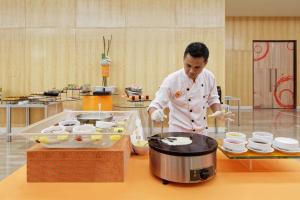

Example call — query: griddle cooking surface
[148,132,217,156]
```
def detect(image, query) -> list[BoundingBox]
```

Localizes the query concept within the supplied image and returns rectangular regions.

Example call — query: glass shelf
[217,139,300,159]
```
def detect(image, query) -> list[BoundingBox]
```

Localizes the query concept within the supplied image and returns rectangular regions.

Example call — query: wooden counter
[1,151,300,200]
[27,136,131,182]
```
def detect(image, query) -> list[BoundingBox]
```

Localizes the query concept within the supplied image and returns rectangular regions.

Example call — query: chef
[148,42,233,135]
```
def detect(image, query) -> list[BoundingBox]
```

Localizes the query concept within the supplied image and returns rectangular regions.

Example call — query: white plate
[96,121,116,129]
[272,145,300,153]
[247,145,274,154]
[220,146,248,154]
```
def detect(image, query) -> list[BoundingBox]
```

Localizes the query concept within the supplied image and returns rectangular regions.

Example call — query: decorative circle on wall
[254,42,269,61]
[273,75,294,109]
[287,42,294,51]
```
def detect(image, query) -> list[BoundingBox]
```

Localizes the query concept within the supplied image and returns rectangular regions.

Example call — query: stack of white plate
[273,137,300,153]
[252,131,273,143]
[247,132,274,153]
[222,138,247,153]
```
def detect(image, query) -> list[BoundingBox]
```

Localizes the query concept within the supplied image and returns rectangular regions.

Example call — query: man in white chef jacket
[148,42,232,135]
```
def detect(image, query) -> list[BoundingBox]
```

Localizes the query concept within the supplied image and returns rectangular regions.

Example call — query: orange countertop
[1,150,300,200]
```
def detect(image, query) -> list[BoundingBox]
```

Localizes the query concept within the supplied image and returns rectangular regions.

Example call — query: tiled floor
[0,136,33,180]
[0,109,300,181]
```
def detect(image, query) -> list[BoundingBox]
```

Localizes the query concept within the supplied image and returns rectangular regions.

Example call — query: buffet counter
[1,151,300,200]
[0,102,63,142]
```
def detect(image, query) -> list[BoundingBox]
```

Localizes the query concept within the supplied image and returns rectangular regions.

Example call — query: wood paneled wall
[0,0,225,98]
[226,17,300,106]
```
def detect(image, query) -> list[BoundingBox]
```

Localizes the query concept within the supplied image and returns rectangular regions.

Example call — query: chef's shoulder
[202,68,216,83]
[202,68,215,79]
[160,69,182,87]
[201,69,217,91]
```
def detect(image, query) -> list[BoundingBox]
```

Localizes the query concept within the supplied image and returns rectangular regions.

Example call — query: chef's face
[184,54,207,81]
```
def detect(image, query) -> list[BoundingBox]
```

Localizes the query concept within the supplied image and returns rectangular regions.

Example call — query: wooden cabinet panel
[25,29,76,93]
[0,29,26,96]
[126,0,175,27]
[0,0,25,27]
[26,0,75,27]
[176,0,224,28]
[76,0,125,27]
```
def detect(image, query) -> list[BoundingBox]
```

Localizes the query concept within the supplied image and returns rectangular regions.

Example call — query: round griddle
[148,132,217,156]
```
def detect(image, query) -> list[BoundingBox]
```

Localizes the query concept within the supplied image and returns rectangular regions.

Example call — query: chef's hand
[151,109,165,122]
[208,110,234,122]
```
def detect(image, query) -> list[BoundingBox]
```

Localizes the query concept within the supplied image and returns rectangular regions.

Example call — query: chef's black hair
[184,42,209,61]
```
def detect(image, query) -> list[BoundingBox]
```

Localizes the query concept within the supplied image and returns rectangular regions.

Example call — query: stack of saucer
[222,138,247,153]
[222,132,247,153]
[247,132,274,153]
[252,131,273,143]
[273,137,300,153]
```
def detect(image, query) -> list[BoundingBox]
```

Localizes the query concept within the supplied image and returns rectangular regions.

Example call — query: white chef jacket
[149,68,220,135]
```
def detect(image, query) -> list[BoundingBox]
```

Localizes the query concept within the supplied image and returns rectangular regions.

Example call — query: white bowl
[252,131,273,143]
[223,138,246,152]
[96,121,116,129]
[273,137,299,151]
[225,132,247,142]
[72,124,96,134]
[41,126,66,134]
[59,120,80,132]
[72,125,96,142]
[39,126,68,144]
[132,140,149,155]
[248,137,272,151]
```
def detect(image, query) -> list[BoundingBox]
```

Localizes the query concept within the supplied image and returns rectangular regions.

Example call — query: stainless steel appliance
[148,132,217,184]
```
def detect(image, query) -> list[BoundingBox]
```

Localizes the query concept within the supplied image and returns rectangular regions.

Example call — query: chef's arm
[147,78,171,116]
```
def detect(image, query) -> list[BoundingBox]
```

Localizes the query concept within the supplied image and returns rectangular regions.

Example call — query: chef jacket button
[187,88,190,91]
[201,84,204,87]
[203,106,205,109]
[191,119,194,122]
[190,109,192,112]
[203,96,205,98]
[205,127,208,129]
[204,117,206,120]
[193,129,196,132]
[188,98,191,101]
